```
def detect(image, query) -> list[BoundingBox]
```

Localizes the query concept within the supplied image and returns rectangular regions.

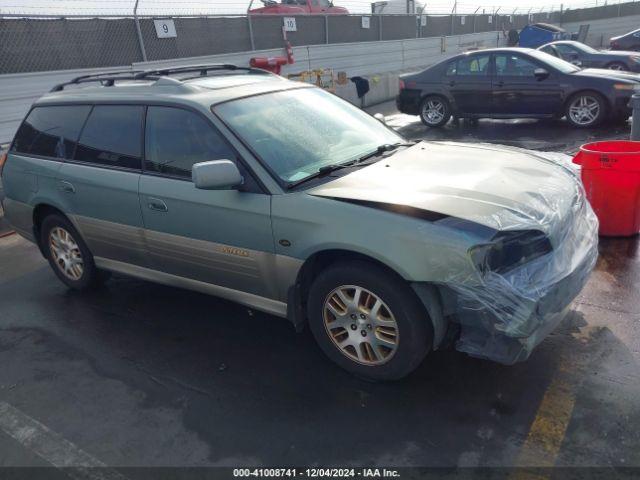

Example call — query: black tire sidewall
[565,91,606,128]
[307,261,433,381]
[419,96,451,128]
[41,214,100,290]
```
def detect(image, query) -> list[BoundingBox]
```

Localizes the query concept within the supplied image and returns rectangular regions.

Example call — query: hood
[574,68,640,82]
[308,142,582,237]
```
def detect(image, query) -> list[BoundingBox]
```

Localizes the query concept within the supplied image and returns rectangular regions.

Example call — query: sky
[0,0,615,16]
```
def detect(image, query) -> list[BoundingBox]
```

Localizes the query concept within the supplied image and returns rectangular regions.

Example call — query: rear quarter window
[11,105,91,159]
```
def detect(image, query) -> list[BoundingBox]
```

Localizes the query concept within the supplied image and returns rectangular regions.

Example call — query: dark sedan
[538,40,640,71]
[397,48,639,128]
[610,28,640,51]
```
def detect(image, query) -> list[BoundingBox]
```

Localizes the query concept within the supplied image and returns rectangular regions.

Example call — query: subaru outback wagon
[0,65,598,380]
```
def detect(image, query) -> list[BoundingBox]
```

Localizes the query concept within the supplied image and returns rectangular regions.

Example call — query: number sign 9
[154,19,177,38]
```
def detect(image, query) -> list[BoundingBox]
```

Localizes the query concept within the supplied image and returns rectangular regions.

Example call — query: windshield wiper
[286,142,416,190]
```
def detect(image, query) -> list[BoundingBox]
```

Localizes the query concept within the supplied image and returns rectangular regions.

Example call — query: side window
[495,54,538,77]
[445,61,457,76]
[74,105,143,170]
[144,106,236,179]
[11,105,91,159]
[455,54,490,76]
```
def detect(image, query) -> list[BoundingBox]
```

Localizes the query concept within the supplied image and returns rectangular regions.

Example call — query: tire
[607,62,628,71]
[419,96,451,128]
[307,261,433,381]
[565,91,607,128]
[40,214,107,290]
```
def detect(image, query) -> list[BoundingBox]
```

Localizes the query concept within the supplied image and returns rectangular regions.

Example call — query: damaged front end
[437,153,599,364]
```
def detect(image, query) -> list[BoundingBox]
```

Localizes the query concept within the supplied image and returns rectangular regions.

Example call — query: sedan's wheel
[41,214,108,290]
[607,62,627,71]
[419,96,451,127]
[566,93,605,128]
[307,261,433,381]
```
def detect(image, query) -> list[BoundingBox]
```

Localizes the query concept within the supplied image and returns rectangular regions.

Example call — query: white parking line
[0,401,128,480]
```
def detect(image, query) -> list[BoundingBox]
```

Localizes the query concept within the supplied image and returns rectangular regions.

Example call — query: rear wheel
[419,96,451,128]
[565,92,606,128]
[307,261,432,381]
[41,214,107,290]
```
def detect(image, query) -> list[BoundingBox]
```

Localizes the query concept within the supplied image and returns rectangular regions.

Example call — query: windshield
[214,88,403,184]
[528,49,582,73]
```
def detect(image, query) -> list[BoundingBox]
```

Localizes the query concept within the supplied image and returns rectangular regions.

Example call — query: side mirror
[192,160,243,190]
[373,113,387,125]
[534,68,550,80]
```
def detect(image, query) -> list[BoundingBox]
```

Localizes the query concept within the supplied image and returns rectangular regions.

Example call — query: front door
[447,52,493,115]
[138,106,276,299]
[492,52,563,115]
[58,105,148,267]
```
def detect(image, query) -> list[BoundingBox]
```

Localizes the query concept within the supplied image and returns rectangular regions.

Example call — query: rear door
[447,53,493,114]
[492,52,563,115]
[58,105,148,267]
[138,105,276,299]
[3,105,91,239]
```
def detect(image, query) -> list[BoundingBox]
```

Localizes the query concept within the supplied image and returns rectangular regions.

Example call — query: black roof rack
[50,70,147,92]
[50,64,271,92]
[134,63,270,79]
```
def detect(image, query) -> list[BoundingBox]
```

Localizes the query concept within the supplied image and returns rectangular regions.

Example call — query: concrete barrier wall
[0,31,503,144]
[563,14,640,47]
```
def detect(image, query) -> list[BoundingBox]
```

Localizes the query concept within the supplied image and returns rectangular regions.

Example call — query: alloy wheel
[421,99,446,125]
[568,95,600,126]
[323,285,399,366]
[49,226,84,281]
[608,63,626,70]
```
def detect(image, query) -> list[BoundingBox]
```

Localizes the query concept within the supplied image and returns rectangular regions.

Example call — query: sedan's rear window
[11,105,91,159]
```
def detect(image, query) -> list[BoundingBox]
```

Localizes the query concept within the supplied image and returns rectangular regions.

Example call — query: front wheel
[565,92,606,128]
[419,96,451,128]
[307,261,432,381]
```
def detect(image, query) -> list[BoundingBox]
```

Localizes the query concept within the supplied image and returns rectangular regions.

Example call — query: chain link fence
[2,0,640,74]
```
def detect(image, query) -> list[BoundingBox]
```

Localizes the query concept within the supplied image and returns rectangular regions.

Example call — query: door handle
[496,80,504,87]
[147,197,168,212]
[58,181,75,194]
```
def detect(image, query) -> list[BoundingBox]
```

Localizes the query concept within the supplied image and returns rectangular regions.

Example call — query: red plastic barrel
[573,141,640,236]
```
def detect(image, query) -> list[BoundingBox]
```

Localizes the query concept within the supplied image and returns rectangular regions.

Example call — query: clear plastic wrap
[438,147,599,364]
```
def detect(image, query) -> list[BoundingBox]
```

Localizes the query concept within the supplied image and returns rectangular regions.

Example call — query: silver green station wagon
[1,65,599,380]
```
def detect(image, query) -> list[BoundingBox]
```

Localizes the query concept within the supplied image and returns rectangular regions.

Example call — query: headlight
[630,56,640,63]
[614,83,635,90]
[469,230,553,276]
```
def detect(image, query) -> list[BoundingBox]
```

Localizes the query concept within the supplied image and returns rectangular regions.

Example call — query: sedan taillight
[399,79,405,92]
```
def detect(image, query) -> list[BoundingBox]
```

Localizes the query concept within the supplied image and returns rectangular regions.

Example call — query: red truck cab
[249,0,348,15]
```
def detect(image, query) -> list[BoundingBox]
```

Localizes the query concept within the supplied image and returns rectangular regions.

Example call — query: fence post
[324,15,329,44]
[378,14,383,41]
[133,0,148,62]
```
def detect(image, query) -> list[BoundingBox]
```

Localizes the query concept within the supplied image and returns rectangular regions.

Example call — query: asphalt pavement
[0,111,638,476]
